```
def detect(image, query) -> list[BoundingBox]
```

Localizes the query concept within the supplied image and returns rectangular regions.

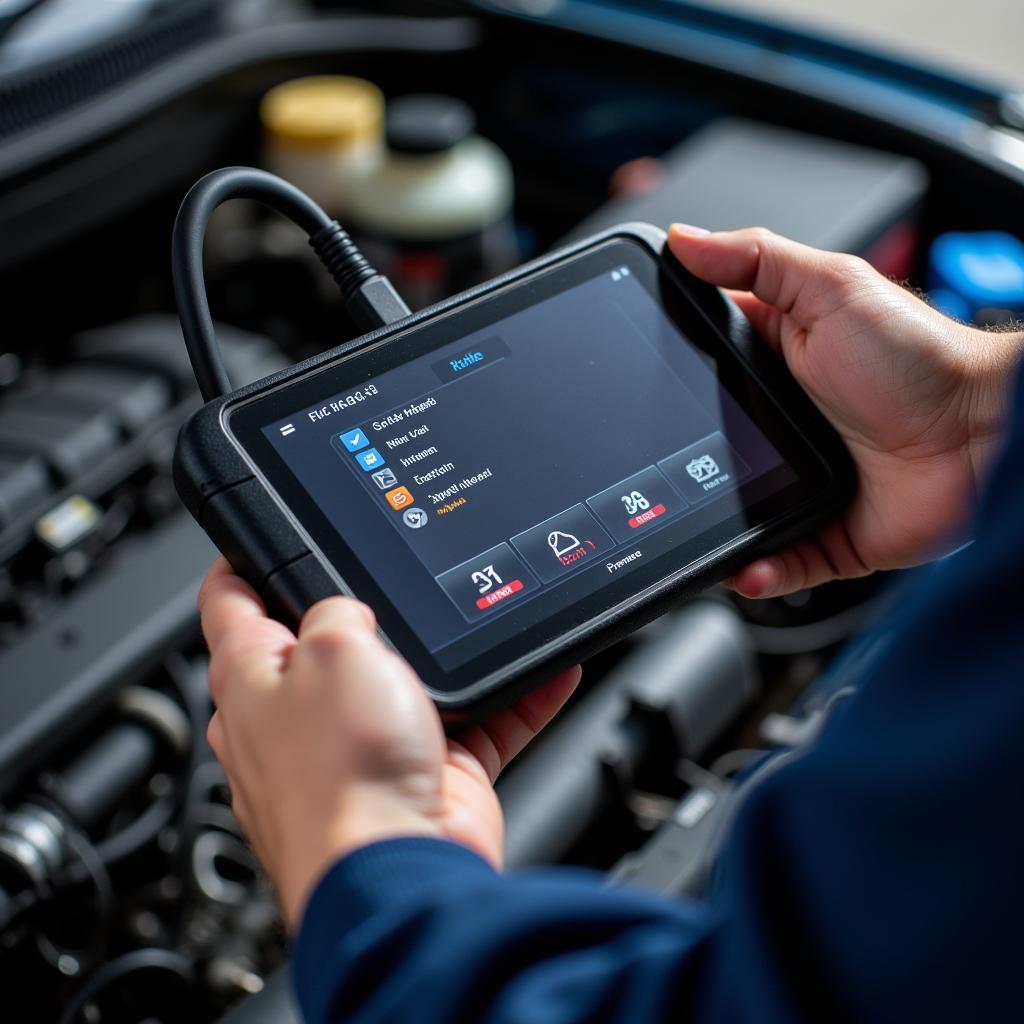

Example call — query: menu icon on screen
[371,468,398,490]
[385,486,415,511]
[355,448,385,472]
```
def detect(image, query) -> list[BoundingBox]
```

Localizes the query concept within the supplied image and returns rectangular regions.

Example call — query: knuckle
[828,252,872,285]
[301,595,376,636]
[358,601,377,630]
[299,626,365,664]
[746,225,775,246]
[744,226,779,257]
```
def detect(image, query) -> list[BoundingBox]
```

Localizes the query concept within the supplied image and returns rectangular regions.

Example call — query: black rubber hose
[57,948,195,1024]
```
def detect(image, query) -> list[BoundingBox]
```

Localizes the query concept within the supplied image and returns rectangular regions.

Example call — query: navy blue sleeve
[293,839,716,1023]
[293,363,1024,1024]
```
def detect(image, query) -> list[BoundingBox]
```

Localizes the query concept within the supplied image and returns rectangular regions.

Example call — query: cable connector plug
[309,221,411,331]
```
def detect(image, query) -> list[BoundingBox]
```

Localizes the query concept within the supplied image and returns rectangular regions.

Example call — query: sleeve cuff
[293,838,496,1013]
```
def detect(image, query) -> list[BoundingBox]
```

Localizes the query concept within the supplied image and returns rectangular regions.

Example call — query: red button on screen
[629,503,666,529]
[476,578,525,610]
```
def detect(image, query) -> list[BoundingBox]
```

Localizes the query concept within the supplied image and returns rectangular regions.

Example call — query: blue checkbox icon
[339,427,370,452]
[355,448,385,472]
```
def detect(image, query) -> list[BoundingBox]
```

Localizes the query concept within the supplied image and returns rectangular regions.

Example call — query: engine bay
[1,2,1022,1020]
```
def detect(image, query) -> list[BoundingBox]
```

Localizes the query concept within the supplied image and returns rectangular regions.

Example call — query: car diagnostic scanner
[172,168,854,721]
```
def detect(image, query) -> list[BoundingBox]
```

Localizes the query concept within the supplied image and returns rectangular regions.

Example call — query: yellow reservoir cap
[260,75,384,150]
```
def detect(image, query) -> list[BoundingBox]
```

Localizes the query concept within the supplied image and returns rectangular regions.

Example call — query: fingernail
[669,223,711,238]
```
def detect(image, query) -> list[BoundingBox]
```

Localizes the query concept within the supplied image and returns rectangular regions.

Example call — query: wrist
[275,787,444,928]
[960,326,1024,491]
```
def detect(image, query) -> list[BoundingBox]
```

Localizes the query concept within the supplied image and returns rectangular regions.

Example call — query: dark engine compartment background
[0,2,1021,1020]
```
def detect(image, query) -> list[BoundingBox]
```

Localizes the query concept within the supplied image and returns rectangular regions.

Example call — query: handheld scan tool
[173,169,854,720]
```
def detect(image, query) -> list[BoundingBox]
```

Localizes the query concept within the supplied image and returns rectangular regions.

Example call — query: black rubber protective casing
[173,224,855,722]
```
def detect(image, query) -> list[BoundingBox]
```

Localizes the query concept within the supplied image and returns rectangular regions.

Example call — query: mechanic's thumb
[668,224,862,328]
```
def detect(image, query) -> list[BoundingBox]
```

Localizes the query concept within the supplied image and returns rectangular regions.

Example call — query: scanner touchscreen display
[232,242,805,678]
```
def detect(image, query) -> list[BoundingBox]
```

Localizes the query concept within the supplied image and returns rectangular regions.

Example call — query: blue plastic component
[927,232,1024,318]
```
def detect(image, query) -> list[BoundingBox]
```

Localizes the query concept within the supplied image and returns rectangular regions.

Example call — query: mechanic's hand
[198,558,579,929]
[669,224,1022,599]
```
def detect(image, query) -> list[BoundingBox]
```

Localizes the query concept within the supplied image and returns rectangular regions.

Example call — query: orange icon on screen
[385,486,415,511]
